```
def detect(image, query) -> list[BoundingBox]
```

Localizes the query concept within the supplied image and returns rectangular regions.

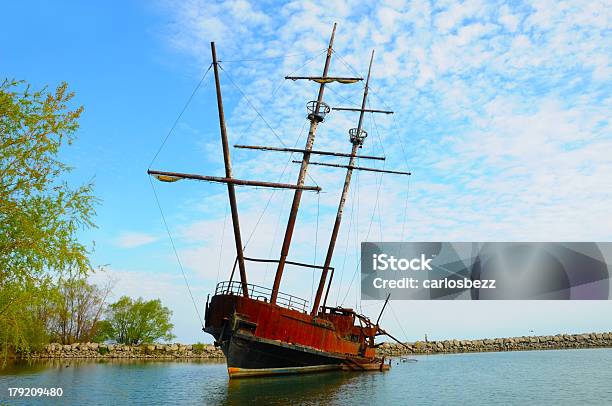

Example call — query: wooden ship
[148,23,409,379]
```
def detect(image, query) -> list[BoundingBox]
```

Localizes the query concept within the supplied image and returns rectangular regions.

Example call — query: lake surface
[1,348,612,405]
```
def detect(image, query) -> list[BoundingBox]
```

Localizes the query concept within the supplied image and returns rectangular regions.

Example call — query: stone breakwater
[27,332,612,360]
[30,342,224,359]
[378,332,612,357]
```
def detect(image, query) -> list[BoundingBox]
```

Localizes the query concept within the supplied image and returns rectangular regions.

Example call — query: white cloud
[498,5,520,32]
[144,0,612,341]
[116,231,158,248]
[434,0,487,33]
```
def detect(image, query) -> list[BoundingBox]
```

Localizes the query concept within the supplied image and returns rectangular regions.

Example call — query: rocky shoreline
[378,331,612,357]
[27,332,612,360]
[30,342,225,359]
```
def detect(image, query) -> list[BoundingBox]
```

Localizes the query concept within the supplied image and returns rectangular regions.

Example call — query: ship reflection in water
[224,370,357,404]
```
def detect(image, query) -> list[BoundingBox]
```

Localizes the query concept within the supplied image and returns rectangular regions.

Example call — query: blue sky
[2,0,611,343]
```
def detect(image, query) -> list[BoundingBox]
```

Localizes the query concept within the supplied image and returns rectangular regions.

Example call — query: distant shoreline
[21,331,612,360]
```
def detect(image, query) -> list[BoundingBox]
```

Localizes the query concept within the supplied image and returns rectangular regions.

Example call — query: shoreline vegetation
[22,331,612,360]
[1,81,174,359]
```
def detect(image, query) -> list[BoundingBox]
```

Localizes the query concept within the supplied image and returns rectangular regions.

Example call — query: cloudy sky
[2,0,611,343]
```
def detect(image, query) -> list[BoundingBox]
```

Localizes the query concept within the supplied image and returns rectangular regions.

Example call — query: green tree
[0,79,97,355]
[48,273,113,344]
[98,297,175,345]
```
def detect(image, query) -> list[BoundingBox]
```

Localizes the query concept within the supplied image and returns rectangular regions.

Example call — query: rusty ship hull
[204,282,389,378]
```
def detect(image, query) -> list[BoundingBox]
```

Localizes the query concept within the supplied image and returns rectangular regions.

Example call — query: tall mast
[270,23,337,304]
[211,42,249,298]
[311,50,375,315]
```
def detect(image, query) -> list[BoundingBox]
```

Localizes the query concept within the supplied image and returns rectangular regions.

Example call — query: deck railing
[215,281,309,313]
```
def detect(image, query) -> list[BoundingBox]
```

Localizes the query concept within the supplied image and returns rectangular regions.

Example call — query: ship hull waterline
[221,331,390,378]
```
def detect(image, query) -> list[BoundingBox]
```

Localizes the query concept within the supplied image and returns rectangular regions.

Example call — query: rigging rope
[401,177,411,240]
[146,63,216,328]
[370,102,387,157]
[214,49,327,256]
[311,192,320,303]
[320,49,413,342]
[259,118,309,284]
[219,64,288,147]
[148,64,213,169]
[335,176,356,306]
[219,64,319,187]
[369,110,386,241]
[389,302,411,344]
[369,93,412,240]
[341,161,386,306]
[263,177,290,285]
[232,49,327,147]
[326,85,361,107]
[330,47,410,171]
[149,176,204,327]
[242,119,308,250]
[331,47,410,173]
[331,48,362,79]
[369,90,410,170]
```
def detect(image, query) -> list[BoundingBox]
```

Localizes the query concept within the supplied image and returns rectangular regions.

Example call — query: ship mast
[211,42,249,297]
[310,51,410,314]
[269,24,338,304]
[311,50,375,314]
[149,42,323,298]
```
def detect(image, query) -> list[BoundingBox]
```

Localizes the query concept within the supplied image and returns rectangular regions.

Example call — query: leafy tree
[98,297,175,345]
[0,79,97,354]
[48,273,113,344]
[0,278,56,357]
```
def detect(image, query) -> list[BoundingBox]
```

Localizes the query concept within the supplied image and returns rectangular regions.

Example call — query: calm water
[1,349,612,405]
